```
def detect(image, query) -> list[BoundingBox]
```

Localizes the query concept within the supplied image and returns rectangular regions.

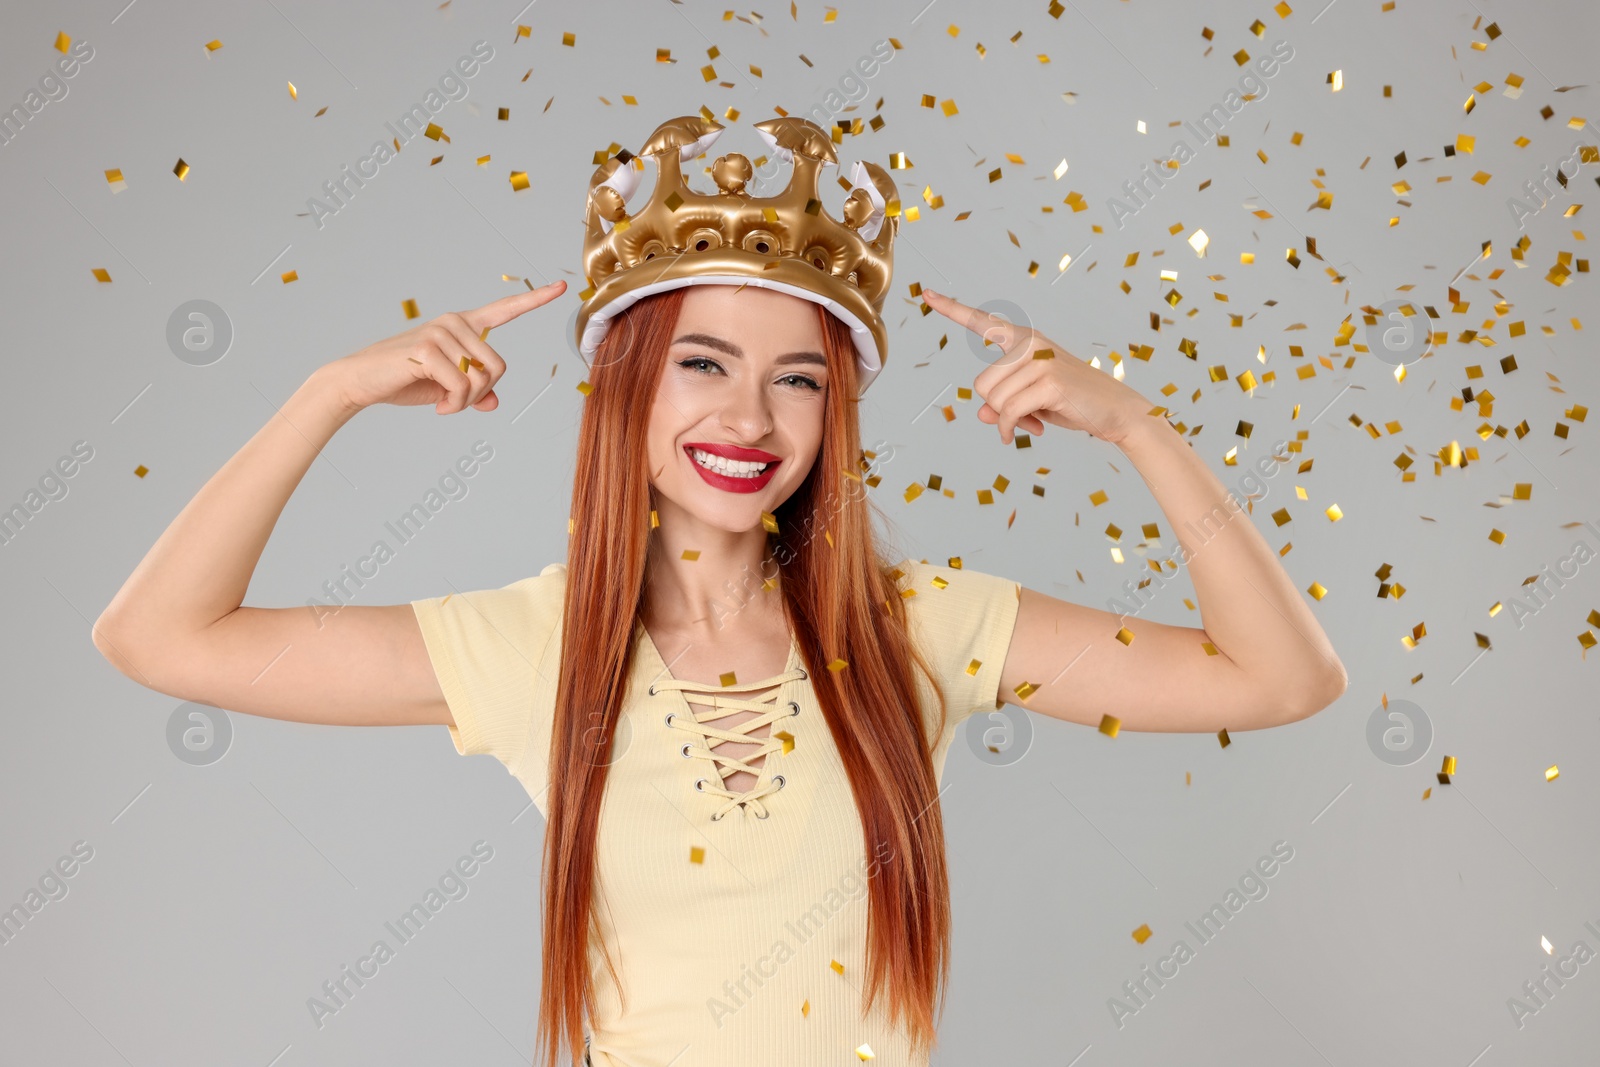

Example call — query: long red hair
[539,286,960,1067]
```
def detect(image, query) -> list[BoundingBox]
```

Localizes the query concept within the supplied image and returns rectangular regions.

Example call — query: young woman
[93,115,1346,1067]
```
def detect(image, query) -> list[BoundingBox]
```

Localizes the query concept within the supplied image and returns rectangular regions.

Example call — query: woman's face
[646,284,830,534]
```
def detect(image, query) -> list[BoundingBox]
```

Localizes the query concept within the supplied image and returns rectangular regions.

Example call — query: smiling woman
[91,109,1341,1067]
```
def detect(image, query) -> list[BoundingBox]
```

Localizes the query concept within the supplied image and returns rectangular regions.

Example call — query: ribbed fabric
[410,557,1022,1067]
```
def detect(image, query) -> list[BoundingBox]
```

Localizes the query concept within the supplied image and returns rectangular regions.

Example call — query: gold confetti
[1307,581,1327,600]
[1217,728,1231,748]
[856,1044,875,1061]
[1098,714,1121,737]
[1188,228,1209,256]
[689,845,705,864]
[1325,504,1343,521]
[91,268,111,283]
[288,81,298,100]
[1089,489,1109,506]
[510,170,530,191]
[1545,765,1559,782]
[801,999,809,1017]
[173,158,190,181]
[133,464,148,478]
[104,168,123,185]
[54,31,71,53]
[204,39,223,52]
[1114,626,1134,646]
[402,298,420,319]
[830,959,845,975]
[1327,70,1342,92]
[827,658,849,672]
[562,31,576,46]
[681,549,701,561]
[281,270,298,284]
[1133,923,1152,943]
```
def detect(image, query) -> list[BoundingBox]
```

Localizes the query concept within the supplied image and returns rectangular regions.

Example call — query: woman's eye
[679,357,821,392]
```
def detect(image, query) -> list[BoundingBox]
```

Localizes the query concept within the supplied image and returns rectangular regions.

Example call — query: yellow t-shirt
[411,557,1021,1067]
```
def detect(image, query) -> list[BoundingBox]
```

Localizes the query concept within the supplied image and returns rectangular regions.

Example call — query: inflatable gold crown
[576,114,899,395]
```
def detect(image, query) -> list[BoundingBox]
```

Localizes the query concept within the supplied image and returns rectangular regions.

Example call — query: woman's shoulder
[889,555,1022,715]
[410,562,568,651]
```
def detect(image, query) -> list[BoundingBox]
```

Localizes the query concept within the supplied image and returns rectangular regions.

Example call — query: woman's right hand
[323,280,567,415]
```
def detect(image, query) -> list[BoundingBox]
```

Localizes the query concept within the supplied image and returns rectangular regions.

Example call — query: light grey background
[3,0,1598,1064]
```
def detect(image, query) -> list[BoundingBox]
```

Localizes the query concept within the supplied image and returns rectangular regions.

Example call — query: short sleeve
[410,563,566,780]
[895,557,1022,740]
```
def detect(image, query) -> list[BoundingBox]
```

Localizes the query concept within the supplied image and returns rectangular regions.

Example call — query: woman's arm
[921,287,1346,733]
[92,284,566,726]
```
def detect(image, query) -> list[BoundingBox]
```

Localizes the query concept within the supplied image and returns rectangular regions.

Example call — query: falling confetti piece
[204,39,223,52]
[91,268,111,283]
[1133,923,1152,943]
[55,32,71,53]
[510,170,530,191]
[281,270,298,284]
[402,298,420,319]
[173,159,190,181]
[134,465,148,478]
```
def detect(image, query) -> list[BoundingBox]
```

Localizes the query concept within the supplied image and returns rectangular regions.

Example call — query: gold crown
[577,113,899,394]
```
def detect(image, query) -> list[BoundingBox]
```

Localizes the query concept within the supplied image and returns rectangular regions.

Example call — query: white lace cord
[656,669,807,820]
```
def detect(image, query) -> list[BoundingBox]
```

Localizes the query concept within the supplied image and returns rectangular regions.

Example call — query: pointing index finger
[922,288,1028,355]
[464,279,568,334]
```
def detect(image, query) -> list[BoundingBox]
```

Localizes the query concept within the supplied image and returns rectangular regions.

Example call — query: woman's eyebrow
[671,332,826,368]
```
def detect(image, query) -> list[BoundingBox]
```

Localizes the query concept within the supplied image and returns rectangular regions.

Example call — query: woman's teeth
[691,448,769,478]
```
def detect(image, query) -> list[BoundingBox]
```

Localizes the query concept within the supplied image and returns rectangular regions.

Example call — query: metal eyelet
[772,774,786,790]
[710,811,724,822]
[787,700,800,716]
[694,778,708,791]
[681,742,694,758]
[796,667,809,680]
[754,808,769,819]
[648,684,657,696]
[665,712,676,727]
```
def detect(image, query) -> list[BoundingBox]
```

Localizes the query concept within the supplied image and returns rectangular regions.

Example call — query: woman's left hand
[922,288,1151,448]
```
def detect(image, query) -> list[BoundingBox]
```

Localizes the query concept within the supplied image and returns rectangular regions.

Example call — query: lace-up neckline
[639,624,808,822]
